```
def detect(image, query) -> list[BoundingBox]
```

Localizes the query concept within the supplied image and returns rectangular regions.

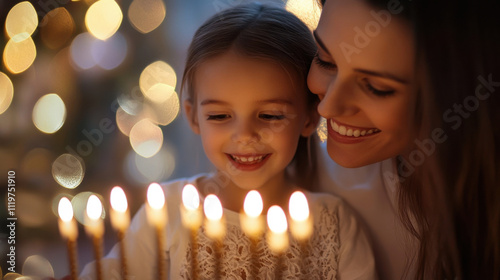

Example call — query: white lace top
[80,174,377,280]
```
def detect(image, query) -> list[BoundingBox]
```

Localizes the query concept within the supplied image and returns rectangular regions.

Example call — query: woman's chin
[326,144,386,168]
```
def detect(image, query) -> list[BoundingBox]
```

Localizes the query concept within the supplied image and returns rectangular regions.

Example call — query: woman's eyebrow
[354,68,409,84]
[313,30,331,55]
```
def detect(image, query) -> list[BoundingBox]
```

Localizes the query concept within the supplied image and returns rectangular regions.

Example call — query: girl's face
[308,0,416,168]
[185,50,317,191]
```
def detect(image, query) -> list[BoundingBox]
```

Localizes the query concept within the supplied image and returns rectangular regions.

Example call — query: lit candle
[203,194,225,280]
[85,195,104,280]
[240,190,264,279]
[145,183,167,280]
[110,186,130,280]
[58,197,79,280]
[289,191,313,277]
[181,184,202,280]
[266,205,288,280]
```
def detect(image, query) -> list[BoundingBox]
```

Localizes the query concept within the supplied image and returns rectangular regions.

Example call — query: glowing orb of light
[52,153,85,189]
[6,1,38,41]
[40,7,75,50]
[3,37,37,74]
[85,0,123,40]
[32,93,66,134]
[0,72,14,115]
[129,119,163,158]
[128,0,166,34]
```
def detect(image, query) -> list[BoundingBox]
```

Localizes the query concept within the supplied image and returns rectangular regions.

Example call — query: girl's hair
[181,2,319,189]
[321,0,500,278]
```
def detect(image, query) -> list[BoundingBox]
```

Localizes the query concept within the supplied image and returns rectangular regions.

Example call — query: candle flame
[110,186,128,213]
[58,197,73,222]
[267,205,287,233]
[147,182,165,210]
[203,194,223,221]
[182,184,200,210]
[244,190,263,218]
[86,195,102,220]
[289,191,309,221]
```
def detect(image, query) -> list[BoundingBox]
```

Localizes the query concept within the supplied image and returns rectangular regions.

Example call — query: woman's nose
[316,76,359,118]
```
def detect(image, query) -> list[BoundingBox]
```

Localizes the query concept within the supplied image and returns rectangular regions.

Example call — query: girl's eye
[363,80,395,97]
[207,114,230,121]
[260,114,285,121]
[314,52,337,71]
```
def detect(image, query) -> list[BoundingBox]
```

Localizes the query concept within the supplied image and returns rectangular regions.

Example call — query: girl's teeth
[232,155,264,164]
[330,120,380,138]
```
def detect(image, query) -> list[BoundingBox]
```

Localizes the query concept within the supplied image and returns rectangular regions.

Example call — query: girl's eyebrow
[200,99,228,106]
[200,99,293,106]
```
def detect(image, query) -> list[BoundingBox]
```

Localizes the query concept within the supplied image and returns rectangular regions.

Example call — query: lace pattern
[179,204,340,279]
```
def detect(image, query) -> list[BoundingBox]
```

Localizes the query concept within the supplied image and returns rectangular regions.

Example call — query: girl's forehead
[193,51,305,103]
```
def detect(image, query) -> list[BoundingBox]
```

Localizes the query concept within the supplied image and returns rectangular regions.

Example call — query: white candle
[85,195,104,280]
[266,205,289,254]
[58,197,79,280]
[110,186,130,232]
[146,182,167,228]
[58,197,78,241]
[181,184,202,230]
[145,182,167,280]
[288,191,313,241]
[110,186,130,280]
[240,190,264,238]
[203,194,225,280]
[203,194,225,240]
[181,184,201,280]
[85,195,104,237]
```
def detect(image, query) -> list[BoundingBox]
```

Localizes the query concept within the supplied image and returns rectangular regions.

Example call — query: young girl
[80,3,376,279]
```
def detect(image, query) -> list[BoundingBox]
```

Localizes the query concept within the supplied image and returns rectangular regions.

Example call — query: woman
[309,0,500,279]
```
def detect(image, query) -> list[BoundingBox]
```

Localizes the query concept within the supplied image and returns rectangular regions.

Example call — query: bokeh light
[70,32,98,70]
[286,0,321,30]
[317,117,327,143]
[2,273,23,280]
[3,37,37,74]
[32,93,67,134]
[129,118,163,158]
[40,7,75,50]
[0,72,14,114]
[128,0,166,34]
[140,61,177,96]
[91,32,128,70]
[22,255,54,279]
[116,106,144,136]
[124,146,175,184]
[71,192,105,225]
[143,90,180,126]
[52,153,85,189]
[85,0,123,40]
[5,1,38,42]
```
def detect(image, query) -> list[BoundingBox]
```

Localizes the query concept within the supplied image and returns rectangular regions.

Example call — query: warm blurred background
[0,0,320,278]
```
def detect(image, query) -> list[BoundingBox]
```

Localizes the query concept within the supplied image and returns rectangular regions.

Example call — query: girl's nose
[231,120,260,145]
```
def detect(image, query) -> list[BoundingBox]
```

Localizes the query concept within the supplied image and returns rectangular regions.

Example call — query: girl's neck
[198,171,295,213]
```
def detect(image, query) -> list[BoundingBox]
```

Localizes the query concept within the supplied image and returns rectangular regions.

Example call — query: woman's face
[308,0,416,168]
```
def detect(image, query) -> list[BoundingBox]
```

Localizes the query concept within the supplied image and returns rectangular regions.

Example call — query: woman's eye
[207,114,230,121]
[260,114,285,120]
[364,80,395,97]
[313,52,337,70]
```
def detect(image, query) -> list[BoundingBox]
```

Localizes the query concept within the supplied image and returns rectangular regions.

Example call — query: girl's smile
[226,153,272,171]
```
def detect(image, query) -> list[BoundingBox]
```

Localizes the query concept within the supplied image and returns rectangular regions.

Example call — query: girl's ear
[183,99,200,134]
[301,107,320,137]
